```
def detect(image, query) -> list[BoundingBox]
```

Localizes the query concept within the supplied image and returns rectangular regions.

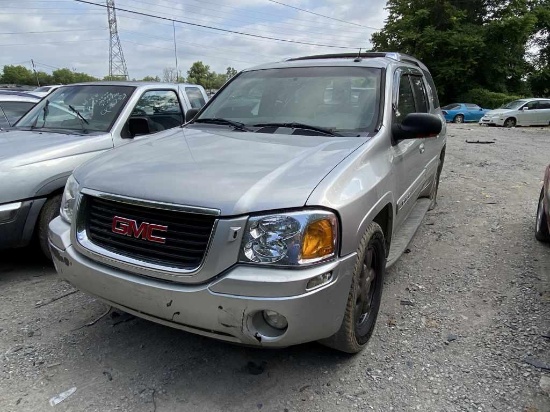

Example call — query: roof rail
[286,52,399,62]
[285,52,427,68]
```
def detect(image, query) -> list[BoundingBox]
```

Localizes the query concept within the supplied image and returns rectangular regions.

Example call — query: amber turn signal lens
[301,219,334,260]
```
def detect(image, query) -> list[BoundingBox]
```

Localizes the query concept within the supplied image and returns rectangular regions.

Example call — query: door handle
[419,143,425,154]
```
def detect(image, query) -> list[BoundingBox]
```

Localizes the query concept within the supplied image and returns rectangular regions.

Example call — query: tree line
[371,0,549,107]
[0,61,238,91]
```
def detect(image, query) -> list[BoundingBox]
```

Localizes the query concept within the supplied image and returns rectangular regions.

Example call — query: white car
[479,98,550,127]
[29,84,63,98]
[0,92,40,128]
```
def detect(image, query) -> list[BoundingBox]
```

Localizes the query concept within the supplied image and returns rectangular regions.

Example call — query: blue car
[441,103,491,123]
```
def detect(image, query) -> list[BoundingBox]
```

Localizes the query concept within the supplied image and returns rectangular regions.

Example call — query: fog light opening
[262,310,288,330]
[306,272,333,291]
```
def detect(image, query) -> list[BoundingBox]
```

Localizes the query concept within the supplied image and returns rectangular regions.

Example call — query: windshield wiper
[68,104,89,127]
[193,118,249,132]
[252,122,341,136]
[31,99,50,129]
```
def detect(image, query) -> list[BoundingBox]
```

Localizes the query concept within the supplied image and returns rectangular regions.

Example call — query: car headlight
[60,175,79,223]
[239,210,338,266]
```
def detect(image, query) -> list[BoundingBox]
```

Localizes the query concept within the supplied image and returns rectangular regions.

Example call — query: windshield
[196,66,382,135]
[500,100,526,110]
[16,85,135,132]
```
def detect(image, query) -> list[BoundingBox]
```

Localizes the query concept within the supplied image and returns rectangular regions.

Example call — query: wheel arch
[372,203,393,258]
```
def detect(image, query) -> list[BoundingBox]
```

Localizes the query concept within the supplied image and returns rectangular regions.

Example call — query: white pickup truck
[0,81,208,257]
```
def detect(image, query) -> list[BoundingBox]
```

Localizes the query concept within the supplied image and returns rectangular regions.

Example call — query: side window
[524,101,539,110]
[465,104,480,110]
[185,87,206,109]
[396,75,416,122]
[132,90,183,133]
[410,76,429,113]
[538,100,550,110]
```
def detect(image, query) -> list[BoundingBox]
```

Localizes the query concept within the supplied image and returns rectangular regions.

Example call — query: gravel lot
[1,124,549,412]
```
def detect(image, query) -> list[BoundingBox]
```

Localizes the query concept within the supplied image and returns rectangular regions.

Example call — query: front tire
[504,117,516,128]
[38,195,62,259]
[535,188,550,242]
[320,222,386,353]
[453,114,464,123]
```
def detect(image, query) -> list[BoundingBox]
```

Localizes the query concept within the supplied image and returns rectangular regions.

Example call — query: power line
[266,0,380,30]
[0,28,106,35]
[0,38,105,47]
[120,0,369,38]
[73,0,356,49]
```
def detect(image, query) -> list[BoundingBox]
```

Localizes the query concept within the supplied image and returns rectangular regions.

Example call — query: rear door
[518,100,539,125]
[536,100,550,125]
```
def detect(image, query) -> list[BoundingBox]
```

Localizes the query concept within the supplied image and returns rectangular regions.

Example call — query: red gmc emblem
[111,216,168,244]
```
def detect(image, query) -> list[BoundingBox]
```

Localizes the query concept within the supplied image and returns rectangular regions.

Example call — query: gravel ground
[1,124,549,412]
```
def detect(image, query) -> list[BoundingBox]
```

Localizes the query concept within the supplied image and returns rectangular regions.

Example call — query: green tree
[226,67,238,80]
[186,61,210,87]
[371,0,544,103]
[141,75,161,82]
[0,65,35,85]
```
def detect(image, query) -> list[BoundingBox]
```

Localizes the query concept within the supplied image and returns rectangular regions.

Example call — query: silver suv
[49,53,446,353]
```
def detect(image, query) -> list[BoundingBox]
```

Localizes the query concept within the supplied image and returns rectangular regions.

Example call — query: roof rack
[285,52,427,68]
[286,52,402,62]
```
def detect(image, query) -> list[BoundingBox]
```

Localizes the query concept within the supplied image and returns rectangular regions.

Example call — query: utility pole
[172,21,179,83]
[31,59,40,86]
[106,0,128,80]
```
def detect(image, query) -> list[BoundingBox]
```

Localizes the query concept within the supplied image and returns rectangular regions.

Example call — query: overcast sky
[0,0,389,80]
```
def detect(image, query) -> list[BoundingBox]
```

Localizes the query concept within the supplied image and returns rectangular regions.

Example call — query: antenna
[354,48,362,62]
[106,0,129,80]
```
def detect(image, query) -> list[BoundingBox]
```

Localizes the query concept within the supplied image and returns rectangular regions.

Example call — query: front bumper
[49,217,356,347]
[0,198,46,249]
[479,116,504,126]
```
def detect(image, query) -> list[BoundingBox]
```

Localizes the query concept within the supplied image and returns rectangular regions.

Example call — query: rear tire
[38,195,62,260]
[453,114,464,123]
[535,188,550,242]
[504,118,516,128]
[319,222,386,353]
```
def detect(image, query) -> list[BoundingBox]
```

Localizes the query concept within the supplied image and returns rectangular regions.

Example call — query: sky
[0,0,389,81]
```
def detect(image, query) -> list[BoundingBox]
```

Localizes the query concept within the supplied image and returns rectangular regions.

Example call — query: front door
[391,70,427,227]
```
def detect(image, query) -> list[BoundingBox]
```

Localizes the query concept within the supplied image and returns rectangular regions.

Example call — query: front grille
[84,196,216,269]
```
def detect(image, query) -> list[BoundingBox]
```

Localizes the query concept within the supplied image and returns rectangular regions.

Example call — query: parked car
[29,84,64,98]
[0,81,208,258]
[0,92,40,127]
[49,52,446,353]
[441,103,490,123]
[535,164,550,242]
[479,98,550,127]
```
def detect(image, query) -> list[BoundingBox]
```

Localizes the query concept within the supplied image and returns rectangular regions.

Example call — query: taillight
[441,110,447,115]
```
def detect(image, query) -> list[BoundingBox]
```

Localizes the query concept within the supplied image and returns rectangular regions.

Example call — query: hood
[484,109,514,116]
[0,129,112,204]
[0,129,111,167]
[75,127,366,215]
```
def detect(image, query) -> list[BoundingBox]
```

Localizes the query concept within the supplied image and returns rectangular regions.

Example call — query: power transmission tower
[106,0,128,80]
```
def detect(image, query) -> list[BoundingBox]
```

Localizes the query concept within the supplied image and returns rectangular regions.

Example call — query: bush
[458,88,526,109]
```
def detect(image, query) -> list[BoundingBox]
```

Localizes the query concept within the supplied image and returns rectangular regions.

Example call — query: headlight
[60,175,79,223]
[239,210,338,266]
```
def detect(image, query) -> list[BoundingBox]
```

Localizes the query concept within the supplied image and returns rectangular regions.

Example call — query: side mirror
[392,113,442,140]
[522,107,529,111]
[127,117,150,138]
[185,108,200,122]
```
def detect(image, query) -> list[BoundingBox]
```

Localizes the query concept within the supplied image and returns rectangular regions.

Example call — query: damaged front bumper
[49,217,356,347]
